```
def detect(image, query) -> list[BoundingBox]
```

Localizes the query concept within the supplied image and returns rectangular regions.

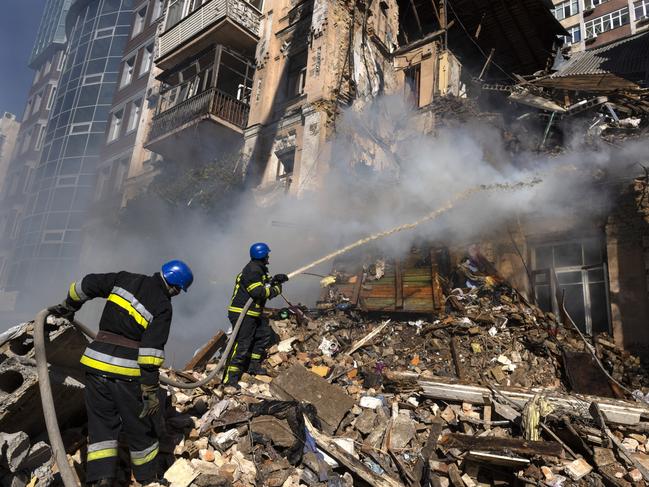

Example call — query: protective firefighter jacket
[228,260,281,317]
[67,271,172,385]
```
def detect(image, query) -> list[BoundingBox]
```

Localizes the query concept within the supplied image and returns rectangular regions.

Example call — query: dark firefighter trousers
[224,312,272,383]
[85,373,159,482]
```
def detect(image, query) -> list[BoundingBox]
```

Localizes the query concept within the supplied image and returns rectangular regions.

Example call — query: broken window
[286,51,307,99]
[276,149,295,191]
[532,237,610,335]
[404,64,421,107]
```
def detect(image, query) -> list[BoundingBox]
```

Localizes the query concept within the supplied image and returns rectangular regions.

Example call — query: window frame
[139,43,154,76]
[132,6,148,38]
[126,98,142,133]
[585,7,630,38]
[635,0,649,19]
[120,55,137,88]
[553,0,579,20]
[107,109,124,142]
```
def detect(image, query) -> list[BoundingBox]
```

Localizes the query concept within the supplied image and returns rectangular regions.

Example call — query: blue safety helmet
[250,242,271,260]
[161,260,194,292]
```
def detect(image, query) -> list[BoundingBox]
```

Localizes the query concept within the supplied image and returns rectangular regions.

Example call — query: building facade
[9,0,136,310]
[0,0,71,313]
[551,0,649,50]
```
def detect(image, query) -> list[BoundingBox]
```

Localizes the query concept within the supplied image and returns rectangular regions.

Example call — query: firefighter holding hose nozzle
[49,260,194,487]
[223,242,289,388]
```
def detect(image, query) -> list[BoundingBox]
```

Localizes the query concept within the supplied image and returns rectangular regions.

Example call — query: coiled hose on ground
[34,297,254,487]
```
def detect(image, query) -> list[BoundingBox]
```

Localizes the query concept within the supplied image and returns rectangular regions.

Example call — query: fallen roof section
[535,31,649,91]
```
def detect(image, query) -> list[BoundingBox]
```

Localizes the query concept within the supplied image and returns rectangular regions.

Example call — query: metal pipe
[34,309,79,487]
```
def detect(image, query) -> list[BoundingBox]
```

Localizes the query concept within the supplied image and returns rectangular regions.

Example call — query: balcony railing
[149,87,249,141]
[159,0,262,60]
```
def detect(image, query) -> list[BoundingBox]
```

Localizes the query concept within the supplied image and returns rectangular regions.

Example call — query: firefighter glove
[49,300,77,322]
[272,273,289,284]
[139,383,160,418]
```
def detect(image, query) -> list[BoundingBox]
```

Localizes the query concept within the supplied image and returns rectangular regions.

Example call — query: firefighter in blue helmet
[223,243,288,387]
[50,260,194,487]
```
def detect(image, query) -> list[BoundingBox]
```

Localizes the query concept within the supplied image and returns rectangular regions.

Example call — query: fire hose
[34,296,255,487]
[33,181,535,486]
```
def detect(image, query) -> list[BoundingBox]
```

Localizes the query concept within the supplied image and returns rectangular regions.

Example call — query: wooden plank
[430,248,444,312]
[304,416,403,487]
[350,269,364,306]
[450,336,464,380]
[183,330,227,371]
[395,259,403,310]
[440,433,564,458]
[383,372,649,426]
[412,421,443,485]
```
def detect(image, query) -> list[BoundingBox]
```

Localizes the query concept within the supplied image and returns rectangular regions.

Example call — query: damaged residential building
[131,0,649,357]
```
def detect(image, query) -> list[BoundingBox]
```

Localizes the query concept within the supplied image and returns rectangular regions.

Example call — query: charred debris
[5,256,649,486]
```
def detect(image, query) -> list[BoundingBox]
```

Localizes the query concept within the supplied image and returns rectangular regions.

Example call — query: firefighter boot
[248,359,268,376]
[223,368,242,389]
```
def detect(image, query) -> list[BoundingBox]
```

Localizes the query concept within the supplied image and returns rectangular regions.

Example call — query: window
[151,0,165,21]
[20,127,33,154]
[24,98,33,121]
[34,125,46,151]
[636,0,649,19]
[107,109,124,142]
[140,44,154,76]
[190,0,203,11]
[585,0,608,9]
[69,123,92,134]
[286,51,307,98]
[126,98,142,132]
[32,92,43,115]
[132,6,147,37]
[404,64,421,107]
[83,73,103,85]
[276,149,295,191]
[562,25,582,45]
[166,0,186,29]
[532,237,610,335]
[247,0,263,11]
[42,231,65,243]
[585,8,630,38]
[57,49,68,71]
[46,85,57,110]
[120,56,136,87]
[552,0,579,20]
[95,27,115,39]
[43,60,52,75]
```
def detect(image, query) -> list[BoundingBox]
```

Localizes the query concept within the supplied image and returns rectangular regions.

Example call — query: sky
[0,0,48,117]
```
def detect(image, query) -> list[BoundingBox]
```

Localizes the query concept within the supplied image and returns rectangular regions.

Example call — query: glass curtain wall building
[14,0,134,307]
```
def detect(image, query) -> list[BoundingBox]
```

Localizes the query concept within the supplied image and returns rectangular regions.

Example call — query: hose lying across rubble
[34,179,539,486]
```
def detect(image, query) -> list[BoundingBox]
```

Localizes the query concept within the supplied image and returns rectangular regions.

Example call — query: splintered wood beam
[395,260,403,310]
[409,0,424,37]
[478,48,495,81]
[383,372,649,426]
[474,12,486,38]
[183,330,227,371]
[440,433,564,458]
[304,416,403,487]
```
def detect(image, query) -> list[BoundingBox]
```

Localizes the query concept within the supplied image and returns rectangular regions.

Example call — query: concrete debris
[8,269,649,486]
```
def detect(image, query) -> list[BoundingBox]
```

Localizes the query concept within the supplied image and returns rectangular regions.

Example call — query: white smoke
[33,95,649,366]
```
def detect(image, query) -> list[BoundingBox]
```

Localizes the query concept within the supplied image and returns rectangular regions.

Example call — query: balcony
[157,0,262,70]
[146,87,250,160]
[146,46,254,160]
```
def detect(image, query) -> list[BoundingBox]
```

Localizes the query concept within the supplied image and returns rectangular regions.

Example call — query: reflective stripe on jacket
[227,260,280,317]
[71,271,172,385]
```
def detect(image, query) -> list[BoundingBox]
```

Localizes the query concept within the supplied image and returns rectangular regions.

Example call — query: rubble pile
[4,280,649,486]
